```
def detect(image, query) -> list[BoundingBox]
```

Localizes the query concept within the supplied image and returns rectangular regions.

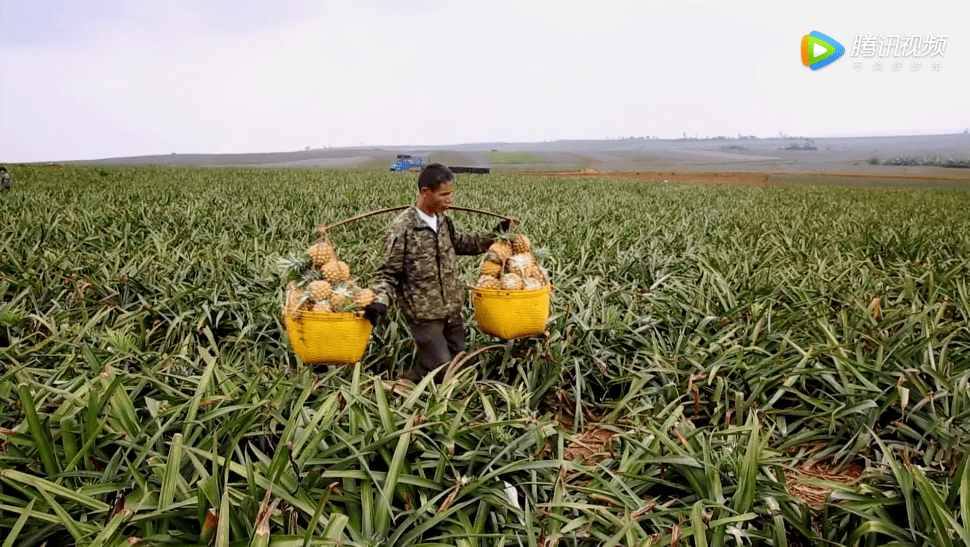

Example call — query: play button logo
[801,31,845,70]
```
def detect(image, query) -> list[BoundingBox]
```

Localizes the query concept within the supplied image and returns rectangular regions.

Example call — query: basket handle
[315,206,516,237]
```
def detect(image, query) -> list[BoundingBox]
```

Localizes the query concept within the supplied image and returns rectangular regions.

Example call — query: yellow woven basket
[283,308,373,364]
[472,284,552,339]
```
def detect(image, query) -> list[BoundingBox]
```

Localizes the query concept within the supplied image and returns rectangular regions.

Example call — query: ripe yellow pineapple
[307,242,335,265]
[524,261,542,281]
[506,254,531,277]
[286,284,303,309]
[321,260,350,283]
[487,241,513,264]
[512,234,531,254]
[329,292,347,307]
[500,273,524,290]
[312,301,332,313]
[309,280,332,300]
[523,278,544,290]
[481,260,502,278]
[476,275,502,290]
[354,289,375,307]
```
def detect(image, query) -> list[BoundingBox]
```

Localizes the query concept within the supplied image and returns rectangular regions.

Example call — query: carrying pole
[315,206,516,237]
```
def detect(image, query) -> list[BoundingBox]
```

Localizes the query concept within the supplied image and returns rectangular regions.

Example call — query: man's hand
[362,302,388,327]
[495,217,517,232]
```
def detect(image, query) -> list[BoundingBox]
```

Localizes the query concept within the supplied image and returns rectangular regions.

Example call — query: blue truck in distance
[389,154,427,172]
[389,154,490,174]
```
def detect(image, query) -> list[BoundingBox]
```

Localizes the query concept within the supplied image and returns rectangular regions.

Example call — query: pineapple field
[2,165,970,546]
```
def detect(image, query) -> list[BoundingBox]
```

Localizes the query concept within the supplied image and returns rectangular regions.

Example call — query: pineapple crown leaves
[493,230,519,245]
[333,301,361,313]
[276,255,314,284]
[531,247,551,260]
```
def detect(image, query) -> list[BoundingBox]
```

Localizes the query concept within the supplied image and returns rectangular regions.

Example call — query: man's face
[421,182,455,214]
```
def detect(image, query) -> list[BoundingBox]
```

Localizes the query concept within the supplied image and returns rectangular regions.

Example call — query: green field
[481,151,551,164]
[2,165,970,546]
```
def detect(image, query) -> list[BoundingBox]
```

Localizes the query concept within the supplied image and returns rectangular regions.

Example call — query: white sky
[1,0,968,162]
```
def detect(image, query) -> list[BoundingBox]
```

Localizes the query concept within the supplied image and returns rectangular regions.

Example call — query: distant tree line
[881,156,970,168]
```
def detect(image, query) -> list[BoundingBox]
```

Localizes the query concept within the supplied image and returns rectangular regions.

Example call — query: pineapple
[286,286,313,319]
[506,254,532,278]
[321,260,350,283]
[329,284,353,308]
[487,241,513,264]
[476,275,502,290]
[286,284,303,310]
[512,234,531,254]
[312,301,332,313]
[354,289,376,307]
[307,241,335,266]
[523,278,544,290]
[500,273,524,290]
[524,261,542,281]
[535,264,549,284]
[481,260,502,278]
[523,253,547,283]
[309,280,332,300]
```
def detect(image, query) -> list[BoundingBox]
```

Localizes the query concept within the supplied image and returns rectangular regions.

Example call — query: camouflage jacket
[372,206,495,322]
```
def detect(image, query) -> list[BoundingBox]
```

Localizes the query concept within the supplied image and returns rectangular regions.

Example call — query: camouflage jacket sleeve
[371,229,405,306]
[445,216,495,255]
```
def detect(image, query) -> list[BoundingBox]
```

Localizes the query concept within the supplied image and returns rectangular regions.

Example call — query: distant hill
[42,133,970,175]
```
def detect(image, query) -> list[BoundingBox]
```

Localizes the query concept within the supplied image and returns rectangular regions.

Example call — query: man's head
[0,167,6,174]
[416,163,455,215]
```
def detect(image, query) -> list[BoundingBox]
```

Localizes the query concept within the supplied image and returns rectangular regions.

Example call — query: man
[364,163,511,382]
[0,167,10,191]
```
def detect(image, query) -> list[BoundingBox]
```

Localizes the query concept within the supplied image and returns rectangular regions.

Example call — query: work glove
[362,302,388,327]
[495,217,516,232]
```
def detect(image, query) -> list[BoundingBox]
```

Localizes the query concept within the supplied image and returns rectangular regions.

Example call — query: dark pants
[404,315,466,380]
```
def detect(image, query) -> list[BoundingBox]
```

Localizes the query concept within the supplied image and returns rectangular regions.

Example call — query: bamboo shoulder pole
[315,206,516,237]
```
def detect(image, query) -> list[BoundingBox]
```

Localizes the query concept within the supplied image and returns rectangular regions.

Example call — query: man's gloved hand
[495,217,517,232]
[363,302,388,327]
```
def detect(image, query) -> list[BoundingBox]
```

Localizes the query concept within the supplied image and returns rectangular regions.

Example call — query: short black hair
[418,163,454,190]
[0,166,6,172]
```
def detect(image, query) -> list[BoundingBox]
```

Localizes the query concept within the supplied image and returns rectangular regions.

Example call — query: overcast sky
[1,0,968,162]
